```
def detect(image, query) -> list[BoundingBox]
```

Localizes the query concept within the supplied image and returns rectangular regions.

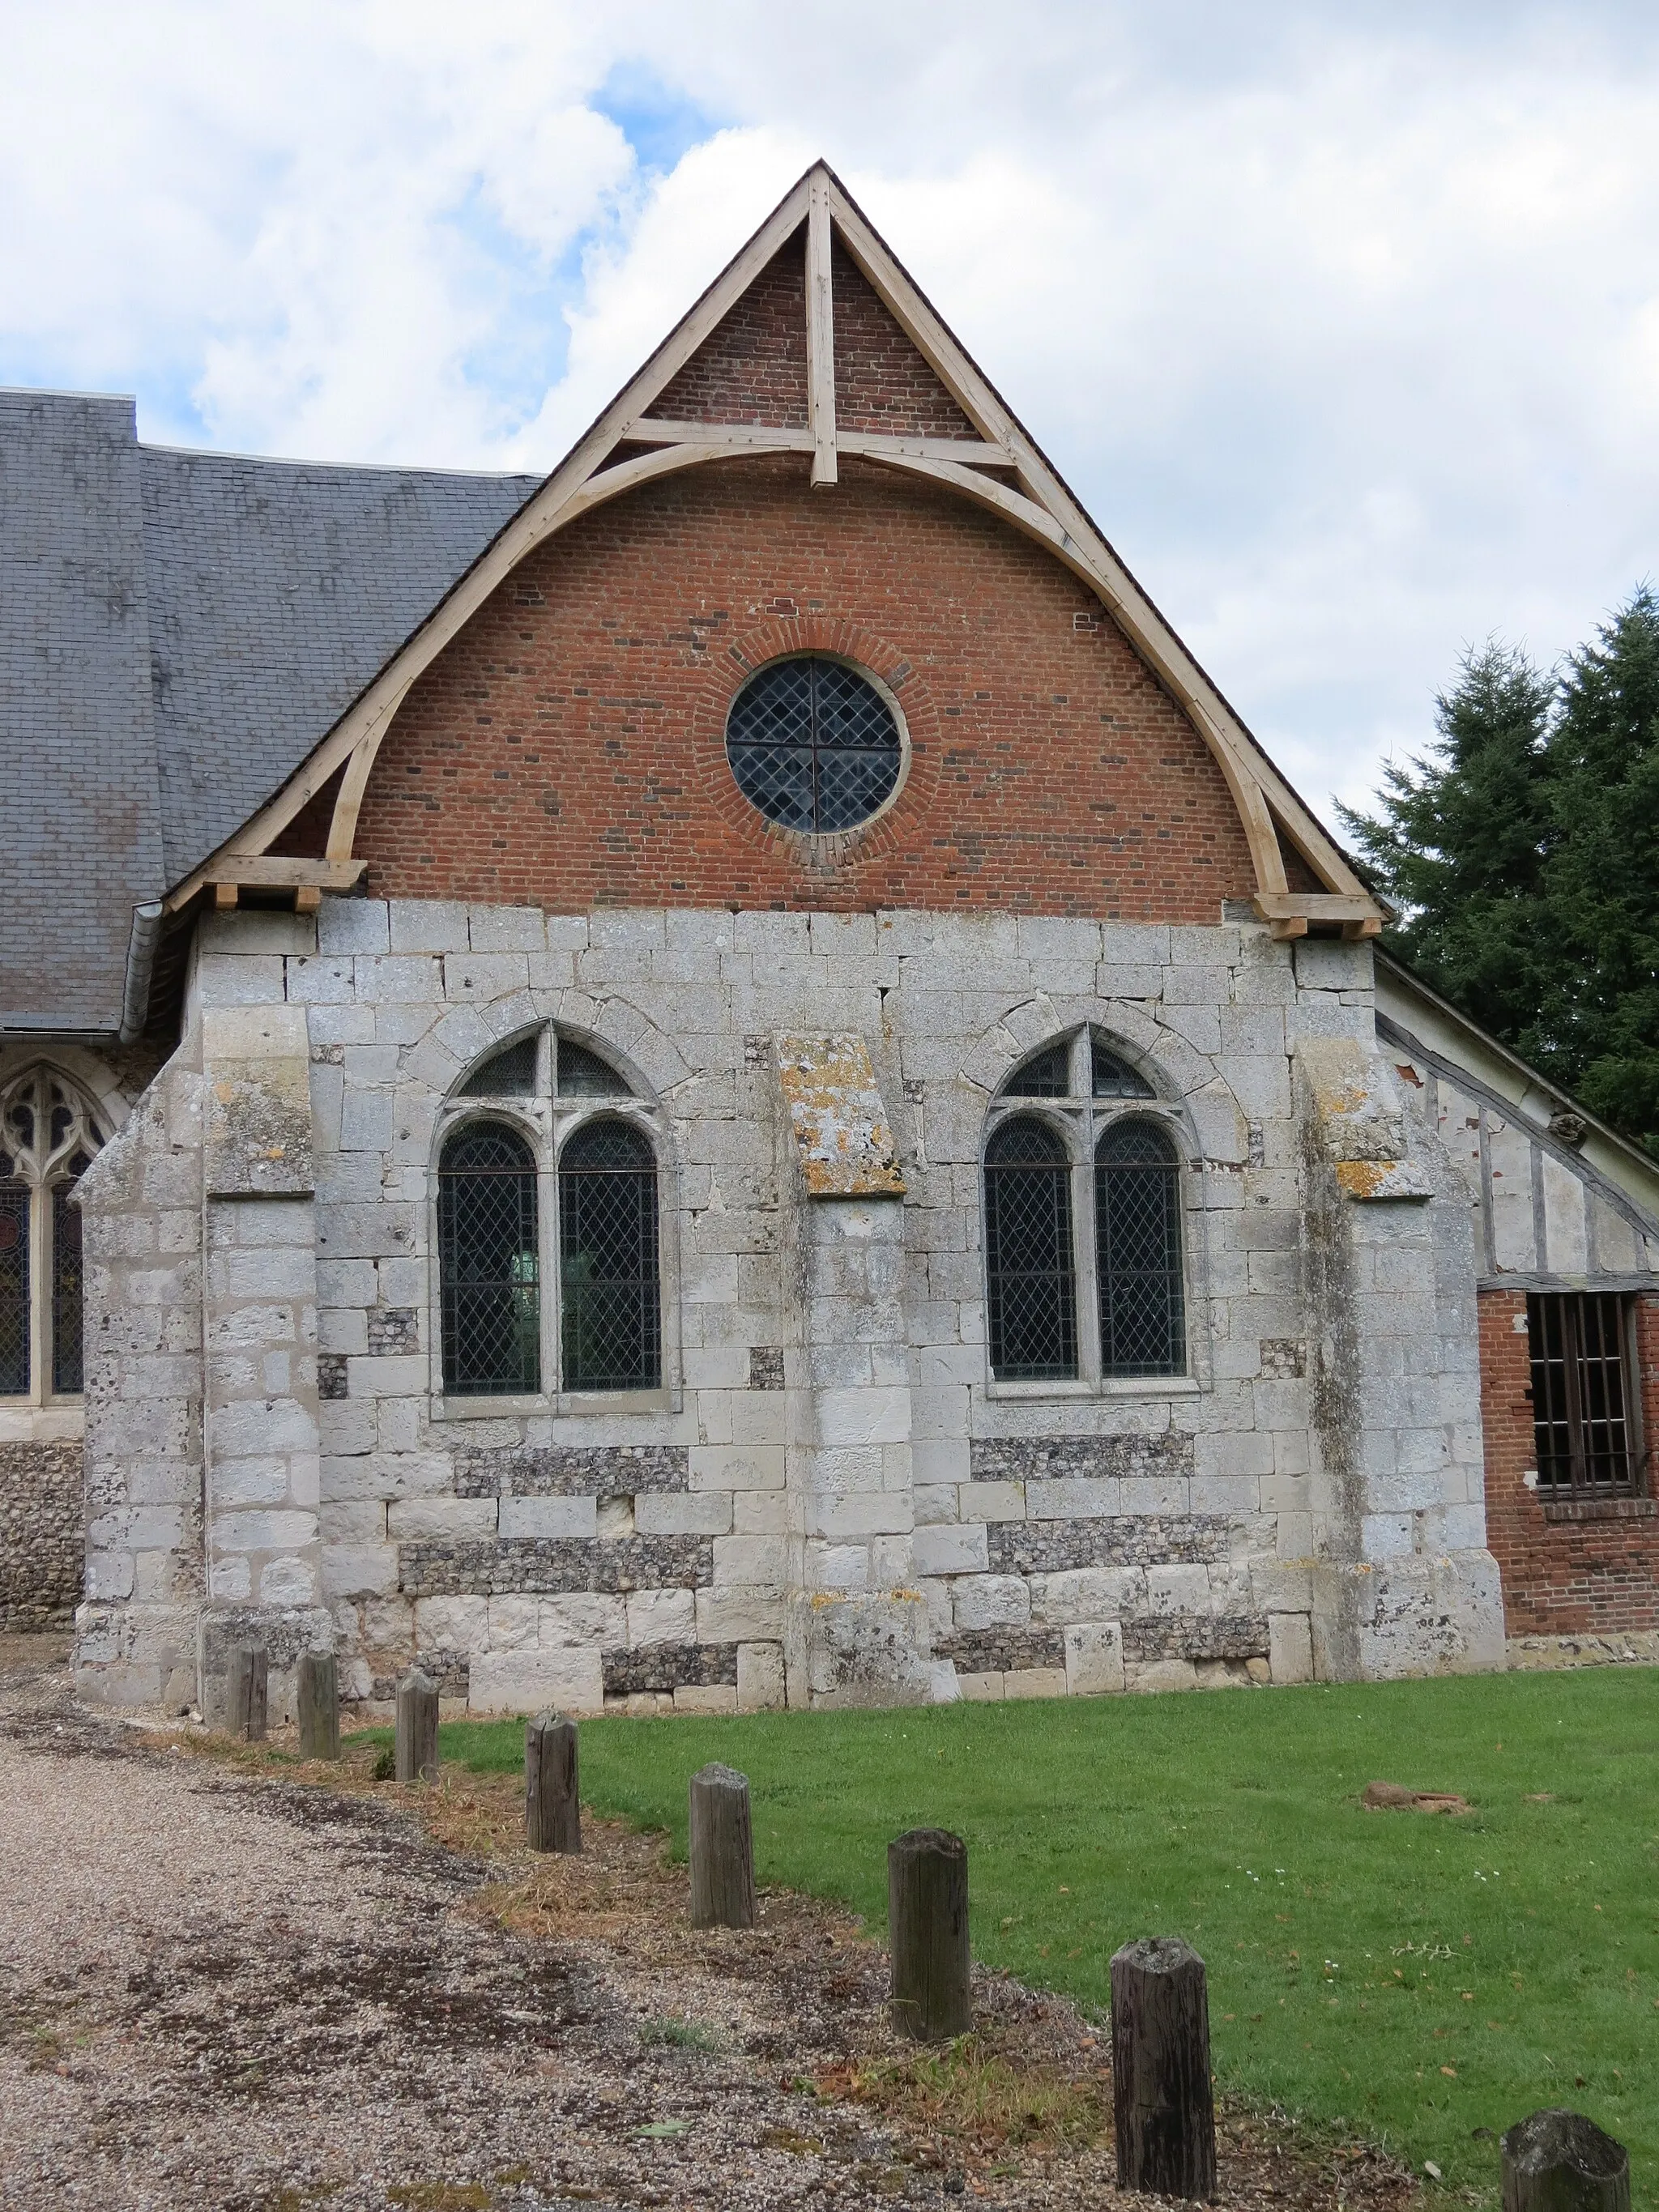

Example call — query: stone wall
[0,1440,83,1629]
[66,896,1510,1715]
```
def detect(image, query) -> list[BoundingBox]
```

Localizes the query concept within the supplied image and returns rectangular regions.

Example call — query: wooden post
[228,1643,267,1743]
[394,1668,439,1785]
[689,1762,755,1929]
[1110,1936,1217,2201]
[1502,2111,1630,2212]
[297,1650,339,1761]
[524,1711,581,1854]
[887,1827,971,2042]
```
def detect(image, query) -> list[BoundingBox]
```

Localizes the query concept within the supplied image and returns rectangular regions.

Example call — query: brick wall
[356,456,1256,917]
[0,1440,83,1630]
[1480,1287,1659,1636]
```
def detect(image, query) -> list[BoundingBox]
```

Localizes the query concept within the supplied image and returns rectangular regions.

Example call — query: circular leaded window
[725,655,903,833]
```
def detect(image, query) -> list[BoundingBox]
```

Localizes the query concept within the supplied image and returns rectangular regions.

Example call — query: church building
[4,166,1657,1721]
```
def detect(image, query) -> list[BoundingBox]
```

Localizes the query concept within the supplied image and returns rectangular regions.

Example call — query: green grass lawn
[433,1669,1658,2203]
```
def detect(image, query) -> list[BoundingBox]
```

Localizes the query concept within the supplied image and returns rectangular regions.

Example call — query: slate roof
[0,386,538,1034]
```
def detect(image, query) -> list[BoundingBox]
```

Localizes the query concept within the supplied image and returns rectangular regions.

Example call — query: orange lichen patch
[776,1032,906,1197]
[1333,1159,1434,1202]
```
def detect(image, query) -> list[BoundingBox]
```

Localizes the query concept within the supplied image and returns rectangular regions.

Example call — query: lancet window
[0,1068,104,1400]
[983,1030,1188,1387]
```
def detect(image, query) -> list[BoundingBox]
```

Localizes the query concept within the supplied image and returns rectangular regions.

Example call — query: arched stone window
[437,1123,540,1396]
[1095,1119,1185,1377]
[983,1030,1189,1390]
[0,1068,103,1400]
[558,1120,661,1392]
[436,1028,667,1401]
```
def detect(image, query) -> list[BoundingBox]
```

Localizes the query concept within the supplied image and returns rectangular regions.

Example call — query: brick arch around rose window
[350,454,1260,921]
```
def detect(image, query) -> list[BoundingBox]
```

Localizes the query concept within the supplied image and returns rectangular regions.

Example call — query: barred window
[1096,1119,1185,1377]
[984,1118,1078,1381]
[559,1119,661,1392]
[437,1123,540,1396]
[1528,1292,1638,1494]
[0,1069,102,1401]
[726,655,903,834]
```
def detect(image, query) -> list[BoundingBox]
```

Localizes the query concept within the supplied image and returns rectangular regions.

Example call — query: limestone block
[487,1594,542,1649]
[1145,1565,1213,1616]
[1026,1478,1118,1520]
[737,1641,787,1711]
[388,1497,497,1541]
[1269,1613,1313,1685]
[414,1596,490,1653]
[1125,1658,1199,1694]
[732,1491,790,1535]
[927,1660,962,1704]
[959,1481,1026,1522]
[320,1544,399,1598]
[815,1387,911,1447]
[1003,1667,1068,1701]
[1118,1475,1192,1515]
[804,1494,911,1545]
[470,1647,603,1715]
[805,1543,869,1592]
[912,1522,988,1578]
[790,1589,931,1708]
[318,897,390,955]
[697,1587,786,1643]
[913,1485,958,1527]
[468,906,546,953]
[675,1685,739,1715]
[627,1588,696,1646]
[541,1593,627,1647]
[952,1575,1029,1631]
[957,1670,1004,1702]
[1030,1567,1143,1625]
[1064,1621,1126,1695]
[497,1496,598,1541]
[388,899,470,954]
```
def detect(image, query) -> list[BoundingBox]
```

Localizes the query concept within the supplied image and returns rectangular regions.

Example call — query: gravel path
[0,1638,1414,2212]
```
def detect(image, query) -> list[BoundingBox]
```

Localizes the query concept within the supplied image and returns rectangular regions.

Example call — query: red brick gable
[646,237,808,428]
[353,454,1257,918]
[831,241,978,441]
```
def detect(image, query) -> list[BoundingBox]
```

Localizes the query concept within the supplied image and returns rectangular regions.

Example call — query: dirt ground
[0,1636,1417,2212]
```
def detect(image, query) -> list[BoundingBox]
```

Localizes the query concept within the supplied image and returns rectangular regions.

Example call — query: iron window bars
[0,1068,101,1399]
[1526,1291,1640,1494]
[726,655,903,834]
[984,1030,1186,1387]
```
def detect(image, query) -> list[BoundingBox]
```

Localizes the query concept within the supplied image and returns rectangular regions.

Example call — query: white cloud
[3,1,1659,819]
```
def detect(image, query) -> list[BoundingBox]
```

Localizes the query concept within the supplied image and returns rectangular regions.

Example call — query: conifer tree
[1337,639,1555,1046]
[1526,588,1659,1153]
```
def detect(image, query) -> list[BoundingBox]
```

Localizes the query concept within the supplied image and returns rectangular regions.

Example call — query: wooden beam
[1252,893,1383,925]
[806,166,837,488]
[205,856,368,889]
[213,881,238,911]
[626,420,1013,467]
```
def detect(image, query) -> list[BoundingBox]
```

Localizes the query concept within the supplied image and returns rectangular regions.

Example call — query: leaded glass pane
[52,1173,85,1395]
[461,1035,539,1096]
[726,656,902,833]
[0,1183,28,1396]
[984,1118,1077,1381]
[559,1120,660,1392]
[1004,1044,1071,1097]
[558,1039,629,1097]
[437,1123,539,1396]
[1091,1042,1154,1097]
[1096,1119,1184,1377]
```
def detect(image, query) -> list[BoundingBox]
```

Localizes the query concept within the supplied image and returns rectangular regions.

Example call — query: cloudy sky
[6,0,1658,822]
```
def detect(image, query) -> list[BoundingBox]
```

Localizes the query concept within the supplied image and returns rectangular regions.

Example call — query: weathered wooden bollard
[228,1643,267,1743]
[1501,2110,1630,2212]
[689,1762,755,1929]
[888,1827,971,2042]
[525,1711,581,1854]
[394,1668,439,1784]
[297,1649,339,1761]
[1110,1937,1217,2201]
